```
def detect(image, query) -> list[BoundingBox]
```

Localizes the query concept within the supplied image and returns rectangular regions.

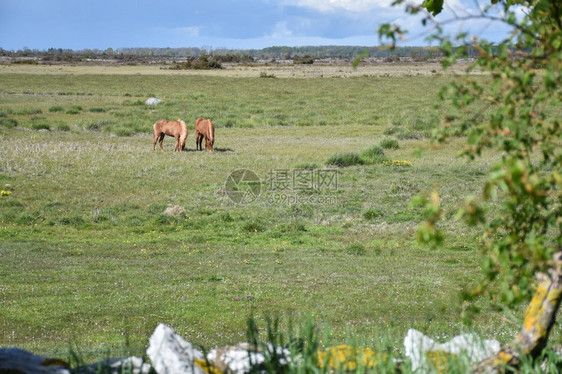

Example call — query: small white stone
[404,328,500,373]
[145,97,162,106]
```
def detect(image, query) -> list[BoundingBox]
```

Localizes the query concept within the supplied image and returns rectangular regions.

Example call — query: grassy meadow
[0,62,554,362]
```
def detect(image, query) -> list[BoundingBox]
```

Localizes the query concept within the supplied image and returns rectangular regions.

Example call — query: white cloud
[173,26,200,37]
[281,0,394,13]
[270,22,293,38]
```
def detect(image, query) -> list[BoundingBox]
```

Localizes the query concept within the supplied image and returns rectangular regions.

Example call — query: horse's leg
[153,132,158,151]
[174,135,180,152]
[158,134,165,151]
[195,131,200,150]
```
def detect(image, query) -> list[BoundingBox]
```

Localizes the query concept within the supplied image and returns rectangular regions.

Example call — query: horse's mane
[207,120,214,142]
[178,119,188,138]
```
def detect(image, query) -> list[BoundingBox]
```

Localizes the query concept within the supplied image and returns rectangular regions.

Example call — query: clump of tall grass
[49,105,65,113]
[241,220,266,233]
[0,118,18,128]
[383,125,401,136]
[360,145,387,164]
[325,146,388,167]
[65,105,83,115]
[363,208,383,220]
[380,138,400,149]
[83,119,114,131]
[122,99,144,106]
[112,126,140,137]
[325,152,363,167]
[89,107,108,113]
[12,108,42,115]
[57,123,71,131]
[31,123,50,131]
[294,162,318,170]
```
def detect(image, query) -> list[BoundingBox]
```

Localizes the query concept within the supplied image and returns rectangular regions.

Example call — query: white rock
[147,323,205,374]
[404,328,500,373]
[0,347,71,374]
[145,97,162,106]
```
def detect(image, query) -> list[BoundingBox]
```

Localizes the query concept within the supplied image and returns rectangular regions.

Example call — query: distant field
[0,62,550,360]
[0,59,473,78]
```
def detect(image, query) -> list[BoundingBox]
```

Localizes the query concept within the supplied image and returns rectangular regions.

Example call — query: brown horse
[153,119,188,152]
[195,117,215,152]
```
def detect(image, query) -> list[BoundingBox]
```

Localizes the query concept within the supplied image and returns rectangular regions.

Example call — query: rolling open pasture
[0,62,550,360]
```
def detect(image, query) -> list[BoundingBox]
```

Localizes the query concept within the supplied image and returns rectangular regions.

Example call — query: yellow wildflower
[384,160,412,167]
[317,345,382,370]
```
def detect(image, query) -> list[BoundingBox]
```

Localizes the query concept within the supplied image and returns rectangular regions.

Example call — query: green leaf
[544,69,555,90]
[423,0,444,15]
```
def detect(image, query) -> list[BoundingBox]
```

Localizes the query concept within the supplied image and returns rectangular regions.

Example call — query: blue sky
[0,0,517,51]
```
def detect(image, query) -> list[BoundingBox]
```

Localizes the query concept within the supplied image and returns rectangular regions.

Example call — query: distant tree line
[0,45,469,61]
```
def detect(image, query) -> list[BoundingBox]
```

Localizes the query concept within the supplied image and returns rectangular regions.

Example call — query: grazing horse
[195,117,215,152]
[152,119,188,152]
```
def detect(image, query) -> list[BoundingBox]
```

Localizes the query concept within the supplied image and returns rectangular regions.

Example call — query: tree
[380,0,561,368]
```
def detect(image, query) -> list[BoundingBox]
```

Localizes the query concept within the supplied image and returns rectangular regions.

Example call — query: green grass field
[0,63,555,361]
